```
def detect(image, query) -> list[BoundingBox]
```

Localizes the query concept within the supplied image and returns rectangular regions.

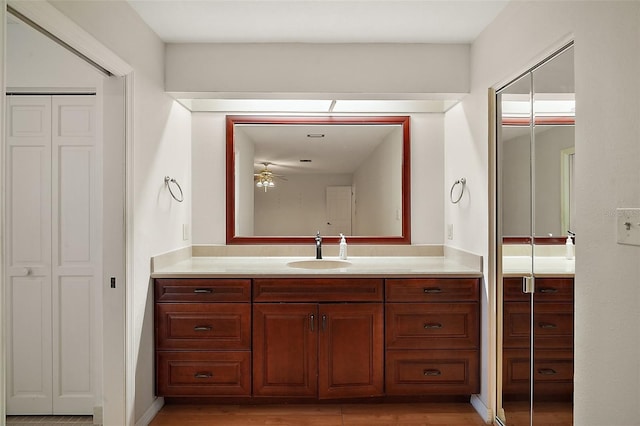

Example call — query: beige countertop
[502,256,575,277]
[151,255,482,279]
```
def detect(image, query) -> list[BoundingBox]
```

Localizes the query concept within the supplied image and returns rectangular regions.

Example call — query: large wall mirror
[226,115,411,244]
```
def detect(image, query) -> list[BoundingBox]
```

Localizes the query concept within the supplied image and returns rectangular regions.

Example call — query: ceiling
[127,0,510,44]
[126,0,510,113]
[239,123,400,174]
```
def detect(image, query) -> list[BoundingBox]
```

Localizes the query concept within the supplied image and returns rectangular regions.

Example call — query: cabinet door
[318,303,384,399]
[252,303,318,397]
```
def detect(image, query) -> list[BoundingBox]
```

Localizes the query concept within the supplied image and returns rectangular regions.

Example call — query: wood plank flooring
[149,403,489,426]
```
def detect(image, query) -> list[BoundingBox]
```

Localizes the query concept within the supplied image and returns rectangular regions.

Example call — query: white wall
[47,2,193,423]
[445,1,640,424]
[254,174,353,236]
[7,18,102,88]
[353,131,402,236]
[192,112,444,245]
[166,43,470,97]
[235,131,255,236]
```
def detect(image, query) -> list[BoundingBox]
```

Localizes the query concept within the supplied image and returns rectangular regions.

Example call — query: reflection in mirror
[497,43,575,426]
[226,116,410,244]
[501,125,575,238]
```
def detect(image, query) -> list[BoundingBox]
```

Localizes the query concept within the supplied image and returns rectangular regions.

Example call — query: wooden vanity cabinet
[385,278,480,396]
[154,278,252,397]
[502,277,574,400]
[154,275,481,401]
[252,278,384,399]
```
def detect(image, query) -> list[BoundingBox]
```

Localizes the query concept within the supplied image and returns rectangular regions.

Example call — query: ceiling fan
[254,162,287,192]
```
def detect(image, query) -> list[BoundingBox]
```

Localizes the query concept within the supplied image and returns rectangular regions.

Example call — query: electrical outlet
[447,224,454,240]
[182,223,190,241]
[617,208,640,246]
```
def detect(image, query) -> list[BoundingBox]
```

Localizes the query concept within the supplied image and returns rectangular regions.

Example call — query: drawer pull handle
[423,369,442,376]
[538,322,557,329]
[193,288,213,294]
[538,368,557,375]
[424,322,443,329]
[539,288,558,293]
[194,372,212,379]
[423,287,442,294]
[194,326,212,332]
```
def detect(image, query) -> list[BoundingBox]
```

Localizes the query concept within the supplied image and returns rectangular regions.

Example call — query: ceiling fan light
[256,181,263,187]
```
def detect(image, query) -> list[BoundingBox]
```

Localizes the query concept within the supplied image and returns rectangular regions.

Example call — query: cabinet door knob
[194,372,212,379]
[424,322,443,329]
[193,288,213,294]
[423,369,442,376]
[310,314,315,331]
[194,326,212,332]
[423,287,442,294]
[538,368,557,375]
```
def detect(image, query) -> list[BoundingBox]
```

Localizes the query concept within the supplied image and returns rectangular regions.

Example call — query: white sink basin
[286,259,352,270]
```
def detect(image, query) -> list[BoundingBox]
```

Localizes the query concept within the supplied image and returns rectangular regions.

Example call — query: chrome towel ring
[450,177,466,204]
[165,176,184,202]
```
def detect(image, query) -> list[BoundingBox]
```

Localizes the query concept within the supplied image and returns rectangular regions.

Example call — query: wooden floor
[149,403,489,426]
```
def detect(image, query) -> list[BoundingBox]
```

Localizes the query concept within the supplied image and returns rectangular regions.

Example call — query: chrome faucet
[315,231,322,259]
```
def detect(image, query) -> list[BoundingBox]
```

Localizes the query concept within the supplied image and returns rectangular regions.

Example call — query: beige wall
[192,112,445,245]
[445,2,640,424]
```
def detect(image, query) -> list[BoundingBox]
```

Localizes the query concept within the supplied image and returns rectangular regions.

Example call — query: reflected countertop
[151,256,482,279]
[502,256,575,277]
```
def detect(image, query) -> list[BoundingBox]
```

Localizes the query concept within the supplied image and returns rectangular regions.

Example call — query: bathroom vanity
[152,253,482,402]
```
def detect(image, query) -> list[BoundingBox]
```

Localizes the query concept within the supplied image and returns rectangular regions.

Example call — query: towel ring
[450,177,466,204]
[165,176,184,202]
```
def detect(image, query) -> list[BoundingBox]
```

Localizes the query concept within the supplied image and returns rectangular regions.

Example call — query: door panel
[5,96,98,415]
[318,303,383,399]
[6,97,53,414]
[253,303,318,397]
[52,96,98,413]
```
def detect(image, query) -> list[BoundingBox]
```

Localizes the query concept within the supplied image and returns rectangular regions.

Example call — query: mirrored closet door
[496,43,575,426]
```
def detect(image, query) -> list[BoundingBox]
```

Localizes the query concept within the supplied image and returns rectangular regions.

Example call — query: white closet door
[6,96,53,414]
[5,96,98,415]
[51,96,98,414]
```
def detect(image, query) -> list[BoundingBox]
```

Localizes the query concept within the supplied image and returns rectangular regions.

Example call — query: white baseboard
[135,397,164,426]
[470,394,493,424]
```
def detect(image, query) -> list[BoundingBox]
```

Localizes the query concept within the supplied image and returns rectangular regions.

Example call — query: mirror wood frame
[226,115,411,245]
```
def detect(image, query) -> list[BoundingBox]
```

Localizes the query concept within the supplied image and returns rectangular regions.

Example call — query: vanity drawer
[503,302,574,349]
[503,348,573,400]
[385,350,479,395]
[386,303,479,350]
[385,278,479,302]
[156,351,251,397]
[253,278,383,302]
[504,277,573,302]
[155,278,251,303]
[156,303,251,350]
